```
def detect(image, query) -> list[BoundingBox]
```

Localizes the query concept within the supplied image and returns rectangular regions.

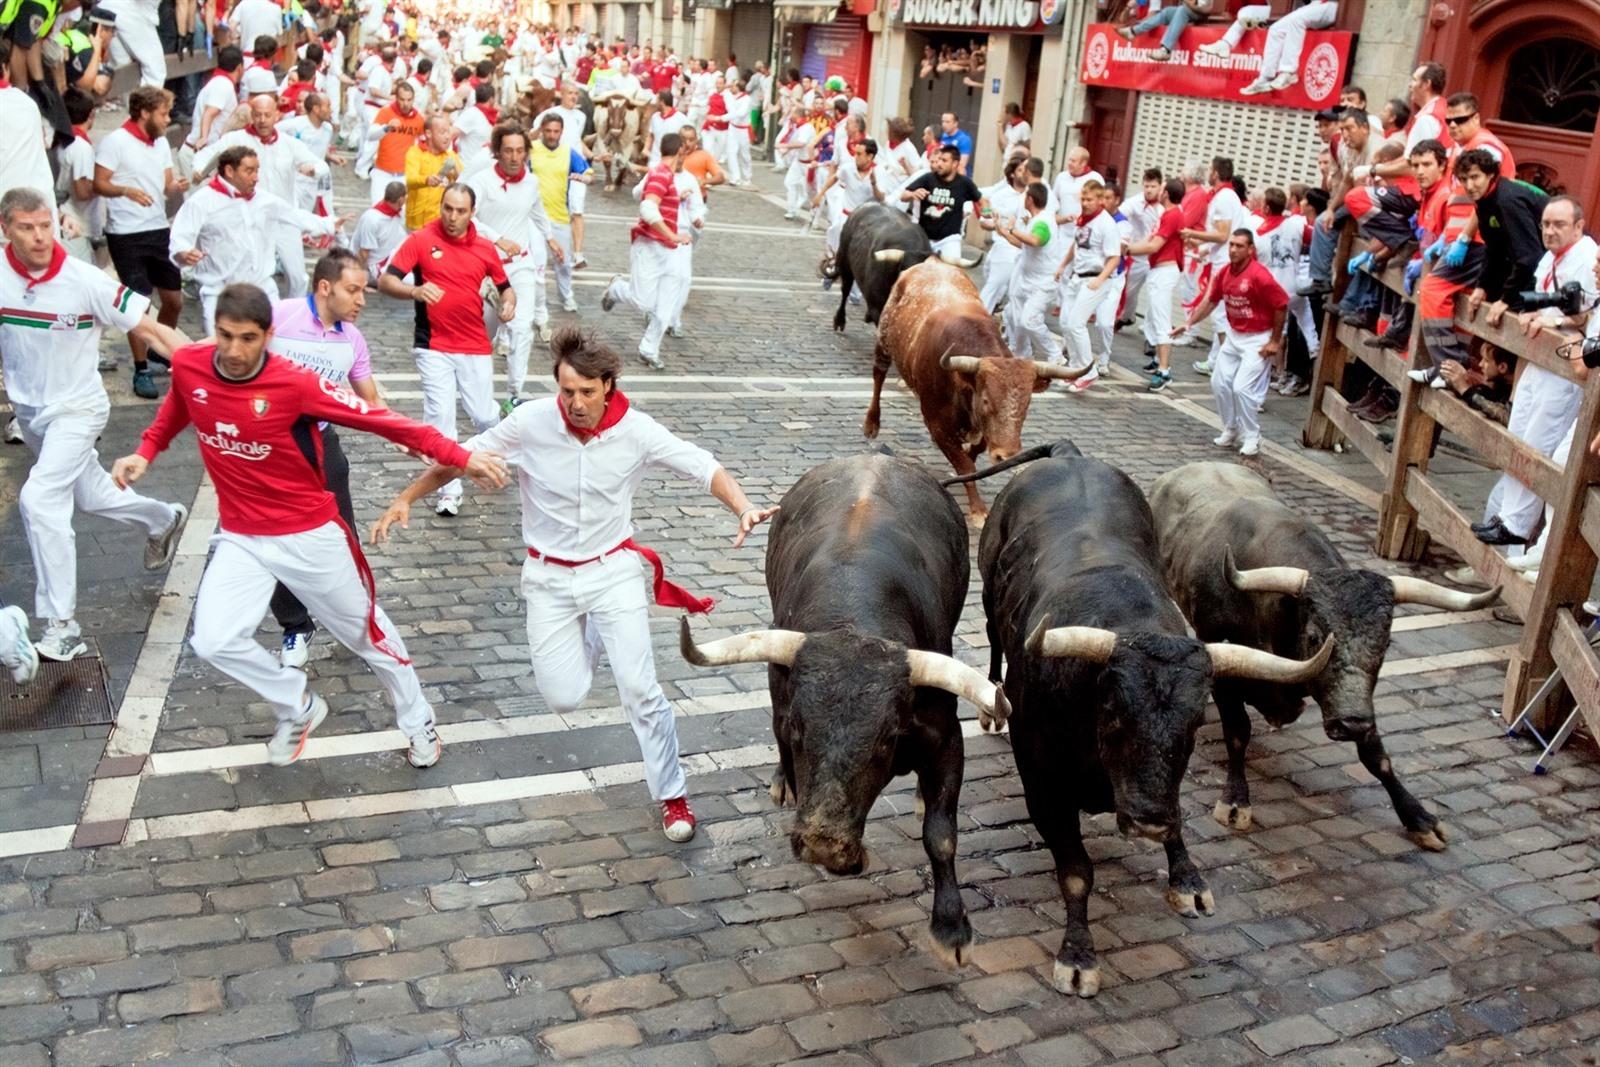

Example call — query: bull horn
[1388,575,1503,611]
[1224,547,1310,596]
[1207,635,1333,682]
[679,618,806,668]
[1032,360,1093,382]
[1024,616,1118,663]
[940,351,984,375]
[939,246,986,270]
[873,249,907,264]
[905,650,1012,731]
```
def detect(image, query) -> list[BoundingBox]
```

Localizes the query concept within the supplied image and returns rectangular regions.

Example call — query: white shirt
[1069,211,1121,275]
[58,135,104,240]
[453,106,493,171]
[95,125,173,234]
[1205,185,1245,268]
[0,251,147,415]
[726,92,752,128]
[463,398,721,558]
[189,72,239,148]
[1252,215,1308,297]
[880,138,925,189]
[778,123,814,179]
[1534,235,1600,324]
[364,62,395,110]
[1118,193,1162,252]
[195,128,329,205]
[230,0,282,50]
[1003,120,1031,152]
[982,182,1025,265]
[239,62,279,101]
[1015,212,1059,289]
[837,158,881,212]
[675,170,706,230]
[351,205,406,281]
[0,87,56,221]
[168,180,332,292]
[280,114,335,209]
[1052,167,1104,231]
[689,71,715,108]
[533,50,562,88]
[539,105,588,150]
[463,167,554,258]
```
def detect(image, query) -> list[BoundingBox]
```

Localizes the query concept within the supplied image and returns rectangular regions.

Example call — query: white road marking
[1378,644,1515,678]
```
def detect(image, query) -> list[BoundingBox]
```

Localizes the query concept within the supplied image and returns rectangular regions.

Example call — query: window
[1499,38,1600,132]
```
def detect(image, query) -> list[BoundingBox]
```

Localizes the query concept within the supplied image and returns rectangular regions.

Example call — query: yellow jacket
[404,145,463,230]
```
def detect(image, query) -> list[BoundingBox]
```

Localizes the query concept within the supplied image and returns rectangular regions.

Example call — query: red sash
[527,540,714,614]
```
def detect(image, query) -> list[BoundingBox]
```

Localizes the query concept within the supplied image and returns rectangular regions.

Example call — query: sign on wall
[893,0,1062,34]
[1079,21,1353,111]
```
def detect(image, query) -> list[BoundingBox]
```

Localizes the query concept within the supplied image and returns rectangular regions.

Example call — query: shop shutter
[623,3,641,44]
[1128,93,1323,193]
[729,1,774,76]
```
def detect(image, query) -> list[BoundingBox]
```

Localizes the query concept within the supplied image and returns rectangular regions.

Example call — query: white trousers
[1091,273,1126,366]
[1228,1,1339,76]
[723,127,751,185]
[1122,258,1150,325]
[16,404,177,621]
[413,349,500,502]
[1059,274,1103,370]
[702,128,725,166]
[522,552,687,801]
[369,168,404,205]
[1496,366,1583,538]
[980,251,1017,313]
[1142,263,1180,347]
[190,522,433,737]
[547,222,575,305]
[609,238,690,360]
[1526,423,1579,556]
[1213,328,1273,444]
[107,9,165,87]
[1289,293,1320,354]
[1005,282,1062,364]
[275,222,309,298]
[784,167,810,215]
[488,258,547,397]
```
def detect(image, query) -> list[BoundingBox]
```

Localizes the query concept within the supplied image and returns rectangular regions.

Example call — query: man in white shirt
[95,85,187,399]
[351,181,408,283]
[98,0,165,86]
[280,93,340,214]
[0,52,57,229]
[238,35,281,100]
[723,80,754,187]
[230,0,285,58]
[1052,146,1103,242]
[371,327,777,845]
[57,90,104,264]
[169,146,339,334]
[1118,168,1165,331]
[0,187,190,661]
[1181,156,1245,376]
[451,84,497,174]
[776,103,816,220]
[999,182,1063,365]
[1054,179,1121,390]
[182,47,245,173]
[194,94,331,298]
[997,103,1031,159]
[1249,186,1313,390]
[812,140,884,262]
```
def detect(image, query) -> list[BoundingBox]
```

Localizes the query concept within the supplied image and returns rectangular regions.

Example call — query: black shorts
[3,0,50,48]
[106,228,182,294]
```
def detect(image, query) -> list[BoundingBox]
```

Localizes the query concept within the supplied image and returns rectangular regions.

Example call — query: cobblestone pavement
[0,158,1596,1067]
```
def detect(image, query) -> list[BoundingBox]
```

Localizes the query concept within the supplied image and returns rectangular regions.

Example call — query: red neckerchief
[494,163,524,189]
[0,79,10,89]
[246,123,279,146]
[251,59,272,72]
[559,388,629,442]
[887,136,904,149]
[71,125,91,144]
[1007,116,1024,127]
[1256,213,1288,234]
[207,69,233,88]
[477,103,499,124]
[373,200,401,217]
[1076,207,1103,228]
[208,175,253,200]
[5,241,68,289]
[1543,239,1581,291]
[468,75,481,87]
[659,107,676,119]
[121,118,156,146]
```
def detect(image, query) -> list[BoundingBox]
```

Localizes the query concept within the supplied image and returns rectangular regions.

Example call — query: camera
[1518,280,1586,318]
[1574,335,1600,370]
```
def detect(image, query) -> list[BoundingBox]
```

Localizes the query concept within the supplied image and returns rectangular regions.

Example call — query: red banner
[1079,21,1353,111]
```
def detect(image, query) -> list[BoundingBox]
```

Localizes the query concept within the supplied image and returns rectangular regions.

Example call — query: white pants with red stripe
[189,522,434,738]
[413,348,500,504]
[16,403,179,622]
[1212,328,1274,447]
[522,551,687,801]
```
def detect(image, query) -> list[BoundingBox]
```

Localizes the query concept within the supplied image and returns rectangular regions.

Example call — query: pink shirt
[269,296,373,387]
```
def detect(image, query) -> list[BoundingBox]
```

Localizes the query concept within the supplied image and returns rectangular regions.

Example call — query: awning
[774,0,841,23]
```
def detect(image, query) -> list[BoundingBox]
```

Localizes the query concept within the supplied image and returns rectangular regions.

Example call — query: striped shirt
[631,164,680,248]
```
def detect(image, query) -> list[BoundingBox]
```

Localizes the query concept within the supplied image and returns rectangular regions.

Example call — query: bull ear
[1207,634,1333,682]
[679,618,806,668]
[939,350,984,375]
[1024,616,1118,663]
[1225,547,1310,597]
[1388,575,1502,611]
[905,650,1010,731]
[1032,361,1092,382]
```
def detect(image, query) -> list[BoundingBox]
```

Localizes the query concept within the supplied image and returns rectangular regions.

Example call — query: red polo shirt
[386,219,509,354]
[1206,258,1289,335]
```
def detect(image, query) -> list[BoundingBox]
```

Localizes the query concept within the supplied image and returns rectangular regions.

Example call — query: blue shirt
[940,129,975,175]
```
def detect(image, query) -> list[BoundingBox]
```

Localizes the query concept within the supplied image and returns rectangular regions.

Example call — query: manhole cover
[0,654,115,732]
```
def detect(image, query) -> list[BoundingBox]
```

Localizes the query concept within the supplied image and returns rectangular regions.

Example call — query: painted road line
[1378,644,1516,678]
[0,824,76,860]
[1390,608,1502,632]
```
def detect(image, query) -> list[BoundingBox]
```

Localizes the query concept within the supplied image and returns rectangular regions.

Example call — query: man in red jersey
[379,183,515,517]
[600,132,692,369]
[111,284,509,770]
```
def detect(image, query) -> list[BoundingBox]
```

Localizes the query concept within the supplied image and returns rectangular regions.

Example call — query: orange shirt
[373,104,426,174]
[683,149,723,193]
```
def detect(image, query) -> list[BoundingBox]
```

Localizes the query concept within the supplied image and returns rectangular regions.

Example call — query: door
[1084,87,1134,189]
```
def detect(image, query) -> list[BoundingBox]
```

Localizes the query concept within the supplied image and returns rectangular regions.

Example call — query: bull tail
[819,253,840,281]
[939,440,1081,487]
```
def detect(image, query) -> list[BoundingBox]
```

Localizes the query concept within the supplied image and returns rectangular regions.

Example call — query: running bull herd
[672,216,1504,997]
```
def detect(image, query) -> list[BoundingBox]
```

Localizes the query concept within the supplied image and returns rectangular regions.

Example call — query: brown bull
[862,261,1086,524]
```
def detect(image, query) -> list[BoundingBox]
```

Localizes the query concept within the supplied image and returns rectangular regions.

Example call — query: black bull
[679,453,1008,966]
[955,441,1331,997]
[830,203,981,332]
[1150,461,1501,851]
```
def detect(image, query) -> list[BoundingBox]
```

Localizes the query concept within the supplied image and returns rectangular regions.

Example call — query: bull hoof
[1212,800,1253,831]
[1166,884,1216,918]
[970,510,988,530]
[926,929,971,969]
[862,417,879,440]
[768,770,794,808]
[1052,960,1100,998]
[1406,822,1449,852]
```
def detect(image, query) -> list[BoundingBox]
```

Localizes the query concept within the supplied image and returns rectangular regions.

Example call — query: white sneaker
[1068,369,1099,393]
[4,417,22,444]
[1197,40,1231,59]
[562,297,579,313]
[144,503,188,570]
[280,630,312,669]
[267,691,328,766]
[407,726,442,768]
[0,606,38,685]
[572,252,587,270]
[1213,429,1240,448]
[1506,547,1545,573]
[537,322,553,342]
[1240,81,1272,96]
[1406,368,1433,383]
[436,498,461,517]
[1193,359,1213,376]
[35,619,87,662]
[1443,565,1490,589]
[1429,375,1448,390]
[1268,71,1297,91]
[1239,437,1261,457]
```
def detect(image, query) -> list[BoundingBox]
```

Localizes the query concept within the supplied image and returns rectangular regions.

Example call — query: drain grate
[0,653,116,732]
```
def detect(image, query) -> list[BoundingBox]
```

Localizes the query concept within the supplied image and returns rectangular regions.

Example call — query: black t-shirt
[906,172,982,242]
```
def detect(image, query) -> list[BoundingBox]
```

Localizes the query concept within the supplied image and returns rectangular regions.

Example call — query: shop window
[1499,38,1600,132]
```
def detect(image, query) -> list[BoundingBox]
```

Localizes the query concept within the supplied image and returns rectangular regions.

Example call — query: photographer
[1458,147,1548,328]
[1472,195,1596,548]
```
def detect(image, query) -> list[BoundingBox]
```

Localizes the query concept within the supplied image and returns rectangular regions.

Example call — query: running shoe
[1192,359,1212,376]
[1197,40,1231,59]
[537,322,553,342]
[145,504,188,570]
[0,606,38,685]
[661,796,697,842]
[267,691,328,766]
[640,352,663,370]
[132,368,159,399]
[601,275,621,312]
[563,296,579,313]
[4,417,21,444]
[1068,369,1099,393]
[1284,377,1311,397]
[36,619,87,662]
[572,252,588,270]
[436,498,461,517]
[1147,371,1171,391]
[281,630,312,669]
[1213,429,1240,448]
[1240,81,1272,96]
[407,725,442,769]
[1267,71,1298,91]
[1239,437,1261,457]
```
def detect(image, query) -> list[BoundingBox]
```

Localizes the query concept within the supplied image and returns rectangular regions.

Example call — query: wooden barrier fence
[1302,244,1600,747]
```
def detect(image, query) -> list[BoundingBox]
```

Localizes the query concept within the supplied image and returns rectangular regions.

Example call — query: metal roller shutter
[624,3,641,44]
[729,1,775,76]
[1128,94,1323,193]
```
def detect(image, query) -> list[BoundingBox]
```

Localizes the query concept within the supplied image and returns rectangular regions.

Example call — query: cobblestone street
[0,162,1596,1067]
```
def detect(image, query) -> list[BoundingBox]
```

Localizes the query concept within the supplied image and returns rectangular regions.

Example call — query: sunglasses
[1444,112,1477,125]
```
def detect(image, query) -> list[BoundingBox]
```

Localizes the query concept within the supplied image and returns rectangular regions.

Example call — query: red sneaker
[661,796,696,843]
